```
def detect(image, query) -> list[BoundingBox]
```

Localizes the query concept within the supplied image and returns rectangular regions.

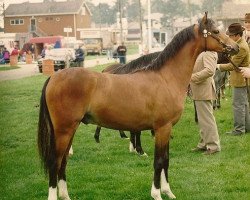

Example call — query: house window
[56,17,60,22]
[10,19,24,25]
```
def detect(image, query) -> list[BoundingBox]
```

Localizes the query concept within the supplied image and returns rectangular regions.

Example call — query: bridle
[202,27,234,54]
[202,25,240,72]
[201,12,233,54]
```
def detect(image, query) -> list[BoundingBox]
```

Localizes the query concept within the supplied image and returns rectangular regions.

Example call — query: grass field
[0,66,249,200]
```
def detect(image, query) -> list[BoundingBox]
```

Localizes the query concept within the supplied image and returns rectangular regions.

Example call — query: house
[215,1,250,29]
[4,0,92,47]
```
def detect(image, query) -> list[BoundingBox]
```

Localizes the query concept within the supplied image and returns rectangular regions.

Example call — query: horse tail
[37,77,55,176]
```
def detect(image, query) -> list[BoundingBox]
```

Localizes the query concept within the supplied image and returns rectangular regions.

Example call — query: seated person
[2,48,10,64]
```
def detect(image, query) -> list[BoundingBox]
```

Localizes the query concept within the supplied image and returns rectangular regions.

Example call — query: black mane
[103,51,161,74]
[105,18,215,74]
[146,25,196,71]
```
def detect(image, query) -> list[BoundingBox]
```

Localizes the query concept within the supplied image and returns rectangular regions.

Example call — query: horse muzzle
[223,44,239,56]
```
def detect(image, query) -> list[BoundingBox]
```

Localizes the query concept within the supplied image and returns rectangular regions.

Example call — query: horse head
[198,12,239,55]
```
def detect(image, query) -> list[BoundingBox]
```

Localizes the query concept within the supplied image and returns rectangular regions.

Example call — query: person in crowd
[112,42,118,61]
[0,48,4,64]
[217,23,250,136]
[10,46,19,56]
[117,42,127,64]
[54,40,61,48]
[239,13,250,78]
[242,13,250,46]
[41,45,47,58]
[190,51,221,155]
[75,44,85,67]
[2,47,10,64]
[106,43,113,60]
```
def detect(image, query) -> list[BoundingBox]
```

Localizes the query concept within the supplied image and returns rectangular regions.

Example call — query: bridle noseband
[202,27,233,53]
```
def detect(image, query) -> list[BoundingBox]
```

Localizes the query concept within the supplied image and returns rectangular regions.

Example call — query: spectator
[218,23,250,136]
[242,13,250,46]
[10,47,19,56]
[75,44,85,67]
[106,43,113,60]
[41,45,47,58]
[117,42,127,64]
[112,42,118,60]
[190,51,221,155]
[0,49,4,64]
[2,47,10,64]
[54,40,61,49]
[238,13,250,78]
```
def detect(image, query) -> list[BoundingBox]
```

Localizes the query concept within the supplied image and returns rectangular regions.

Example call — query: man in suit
[218,23,250,136]
[75,44,85,67]
[242,13,250,47]
[237,13,250,77]
[190,51,221,155]
[117,42,127,64]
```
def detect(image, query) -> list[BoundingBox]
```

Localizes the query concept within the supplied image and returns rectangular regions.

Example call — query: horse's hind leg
[119,130,128,139]
[151,125,176,200]
[48,130,74,200]
[94,126,101,143]
[135,132,148,156]
[58,138,74,200]
[129,132,136,153]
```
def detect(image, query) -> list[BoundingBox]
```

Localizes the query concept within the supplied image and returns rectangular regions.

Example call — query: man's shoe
[203,149,220,155]
[191,147,206,152]
[226,131,243,136]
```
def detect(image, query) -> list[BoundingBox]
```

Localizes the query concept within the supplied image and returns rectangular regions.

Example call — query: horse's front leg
[160,143,176,199]
[151,124,176,200]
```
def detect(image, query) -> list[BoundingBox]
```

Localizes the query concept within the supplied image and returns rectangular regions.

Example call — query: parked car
[38,48,75,73]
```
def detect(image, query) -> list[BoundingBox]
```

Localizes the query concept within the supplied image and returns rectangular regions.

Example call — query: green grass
[0,67,249,200]
[0,65,20,71]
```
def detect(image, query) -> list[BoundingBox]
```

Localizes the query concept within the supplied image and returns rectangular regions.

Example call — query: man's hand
[239,67,250,78]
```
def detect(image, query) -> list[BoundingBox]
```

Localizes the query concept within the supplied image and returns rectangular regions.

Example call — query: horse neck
[161,37,203,92]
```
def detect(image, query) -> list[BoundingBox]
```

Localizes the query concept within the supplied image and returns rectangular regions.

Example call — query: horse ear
[201,11,208,25]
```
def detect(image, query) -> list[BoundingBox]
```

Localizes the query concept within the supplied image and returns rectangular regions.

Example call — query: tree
[157,0,189,28]
[202,0,225,16]
[86,1,116,25]
[126,0,142,22]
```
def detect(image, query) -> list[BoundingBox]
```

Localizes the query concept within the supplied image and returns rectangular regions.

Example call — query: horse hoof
[162,190,176,199]
[138,152,148,157]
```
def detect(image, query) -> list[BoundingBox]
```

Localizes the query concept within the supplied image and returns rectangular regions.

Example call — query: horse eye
[213,30,219,34]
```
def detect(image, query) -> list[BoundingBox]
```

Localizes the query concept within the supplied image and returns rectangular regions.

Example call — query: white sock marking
[160,170,176,199]
[48,187,57,200]
[58,180,71,200]
[151,182,163,200]
[129,142,136,153]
